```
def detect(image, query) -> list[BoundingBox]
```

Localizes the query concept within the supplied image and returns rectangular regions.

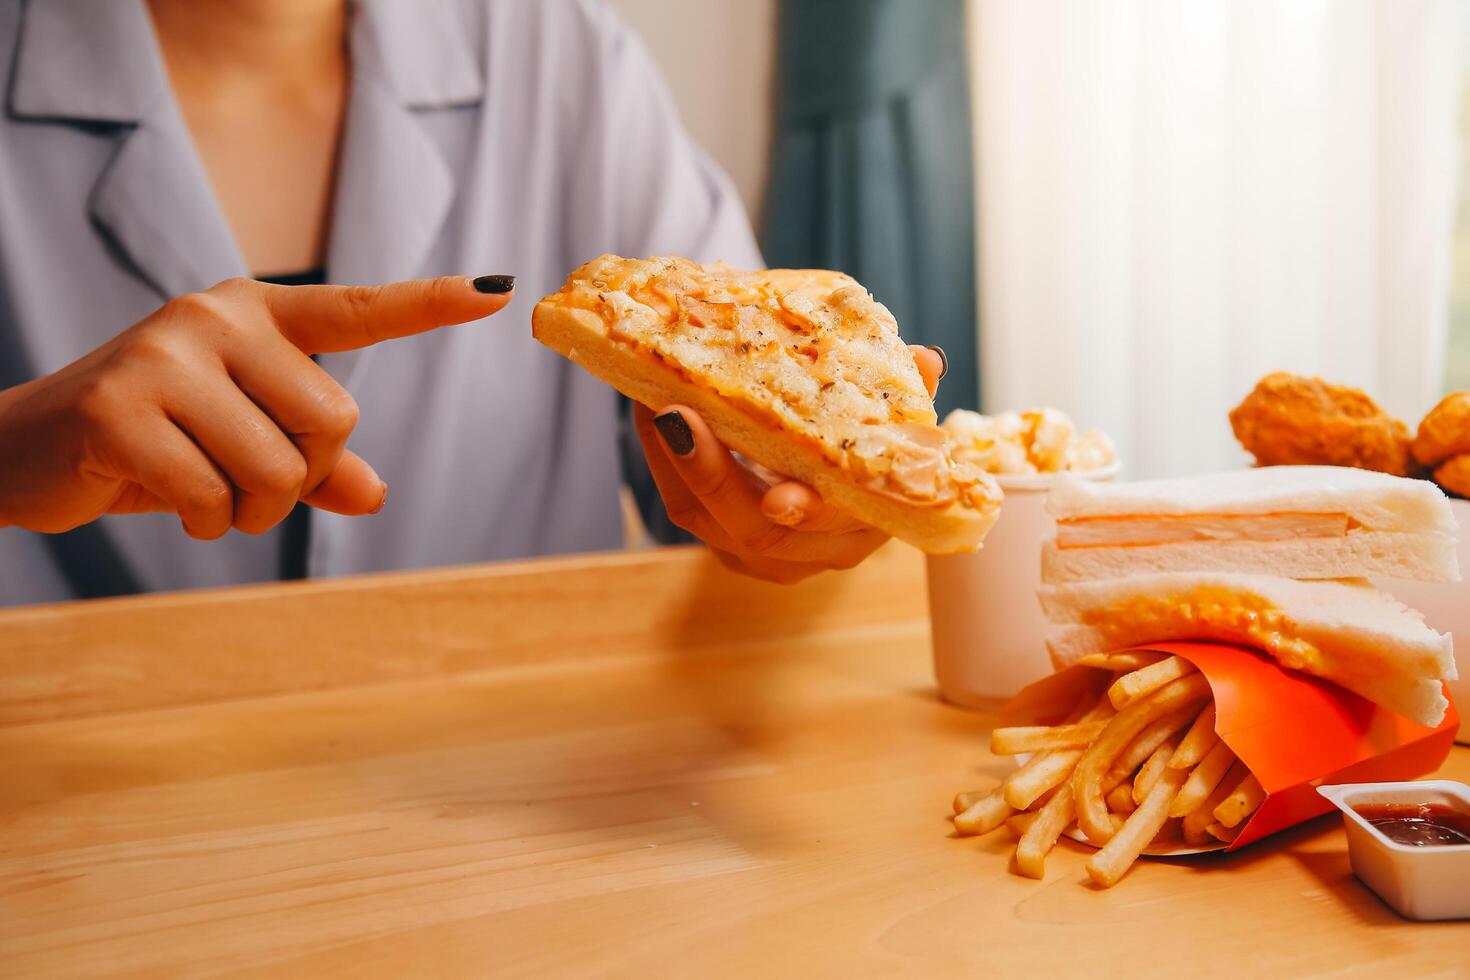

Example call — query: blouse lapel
[88,123,249,301]
[9,0,247,302]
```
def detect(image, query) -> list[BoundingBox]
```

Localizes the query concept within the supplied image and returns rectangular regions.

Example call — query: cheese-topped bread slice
[533,255,1002,553]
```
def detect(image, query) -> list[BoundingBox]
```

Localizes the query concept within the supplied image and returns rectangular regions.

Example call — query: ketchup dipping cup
[1318,780,1470,921]
[927,463,1118,706]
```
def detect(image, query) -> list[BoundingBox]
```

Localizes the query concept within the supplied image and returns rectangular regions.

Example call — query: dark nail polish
[654,411,695,457]
[472,274,516,294]
[926,345,950,381]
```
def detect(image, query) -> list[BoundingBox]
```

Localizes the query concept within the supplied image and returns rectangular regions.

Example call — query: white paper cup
[926,464,1119,707]
[1372,497,1470,745]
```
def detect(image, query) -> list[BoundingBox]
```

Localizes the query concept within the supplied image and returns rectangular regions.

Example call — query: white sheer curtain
[969,0,1461,478]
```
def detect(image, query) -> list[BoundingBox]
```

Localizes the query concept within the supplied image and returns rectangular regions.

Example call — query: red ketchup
[1353,802,1470,848]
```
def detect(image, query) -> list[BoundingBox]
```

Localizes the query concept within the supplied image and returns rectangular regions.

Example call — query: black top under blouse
[257,267,326,580]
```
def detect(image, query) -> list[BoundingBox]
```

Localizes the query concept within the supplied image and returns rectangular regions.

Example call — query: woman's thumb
[301,450,389,516]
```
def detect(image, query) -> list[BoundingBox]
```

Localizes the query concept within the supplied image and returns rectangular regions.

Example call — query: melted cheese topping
[1082,587,1323,673]
[555,255,1000,510]
[1056,512,1354,550]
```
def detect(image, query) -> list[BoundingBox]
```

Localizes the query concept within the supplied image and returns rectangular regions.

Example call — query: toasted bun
[1041,531,1459,584]
[1047,466,1457,536]
[1039,573,1455,726]
[532,302,998,554]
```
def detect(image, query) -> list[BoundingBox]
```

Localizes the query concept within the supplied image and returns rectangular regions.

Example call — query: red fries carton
[1000,641,1459,852]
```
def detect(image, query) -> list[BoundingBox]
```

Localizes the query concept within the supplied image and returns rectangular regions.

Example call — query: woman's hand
[0,275,513,538]
[635,345,948,584]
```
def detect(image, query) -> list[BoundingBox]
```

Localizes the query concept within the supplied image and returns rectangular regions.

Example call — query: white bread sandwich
[1039,573,1456,727]
[533,255,1003,553]
[1042,466,1459,584]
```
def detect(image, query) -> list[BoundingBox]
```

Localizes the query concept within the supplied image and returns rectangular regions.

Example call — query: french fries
[1087,765,1190,888]
[1182,761,1248,846]
[953,786,1013,836]
[1170,743,1240,822]
[1207,821,1242,843]
[1004,749,1085,810]
[1105,784,1137,815]
[1102,707,1198,792]
[1106,655,1198,709]
[1016,784,1077,878]
[953,790,986,815]
[950,657,1267,888]
[1004,812,1040,838]
[990,721,1110,755]
[1168,703,1218,770]
[1073,673,1211,844]
[1002,695,1115,809]
[1076,652,1168,672]
[1132,740,1177,805]
[1213,774,1266,828]
[1182,817,1213,848]
[1167,740,1238,818]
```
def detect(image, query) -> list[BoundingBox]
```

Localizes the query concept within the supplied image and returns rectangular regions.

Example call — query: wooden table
[1,544,1466,978]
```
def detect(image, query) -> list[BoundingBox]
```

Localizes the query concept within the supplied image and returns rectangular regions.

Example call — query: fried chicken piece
[1228,372,1414,476]
[1434,454,1470,498]
[1413,391,1470,467]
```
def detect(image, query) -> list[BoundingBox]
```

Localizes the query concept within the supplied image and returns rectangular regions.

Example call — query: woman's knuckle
[257,453,308,495]
[316,389,360,435]
[164,290,225,324]
[338,286,382,331]
[73,376,124,428]
[166,289,255,344]
[183,478,231,518]
[684,466,729,500]
[212,277,257,296]
[664,503,704,533]
[121,330,188,372]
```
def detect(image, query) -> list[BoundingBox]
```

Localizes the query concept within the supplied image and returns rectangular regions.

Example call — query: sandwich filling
[554,255,1001,512]
[1055,512,1355,550]
[1080,587,1324,675]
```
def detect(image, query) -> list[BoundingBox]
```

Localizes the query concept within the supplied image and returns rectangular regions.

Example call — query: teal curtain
[762,0,978,415]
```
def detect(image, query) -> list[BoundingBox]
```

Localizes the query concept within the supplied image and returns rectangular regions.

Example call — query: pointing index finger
[261,275,514,354]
